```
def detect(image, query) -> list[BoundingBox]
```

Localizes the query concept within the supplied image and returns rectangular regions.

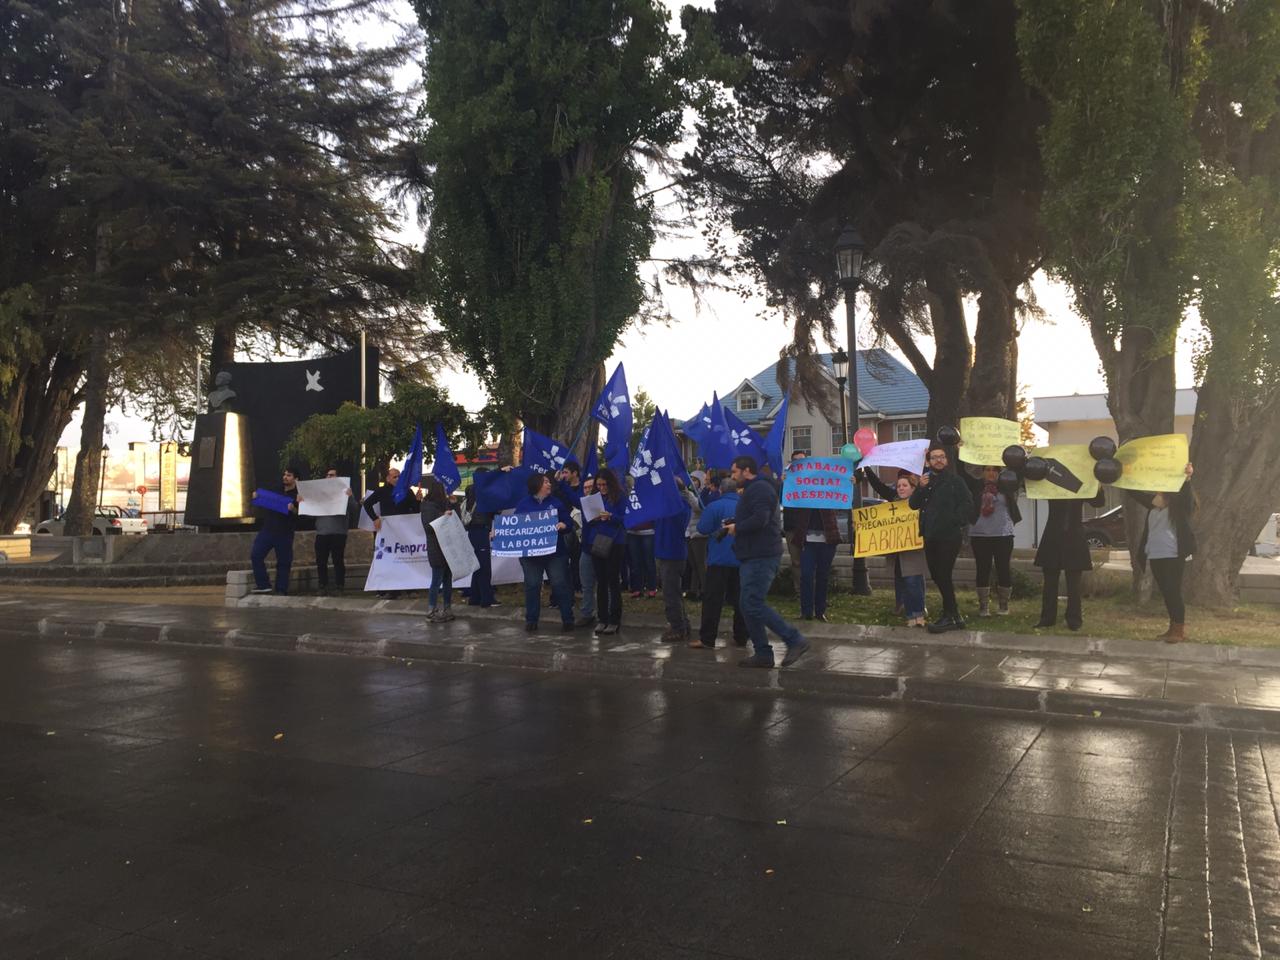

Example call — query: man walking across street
[693,477,748,649]
[725,456,808,668]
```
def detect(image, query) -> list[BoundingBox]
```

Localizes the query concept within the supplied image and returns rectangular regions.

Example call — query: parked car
[1081,505,1126,550]
[11,522,30,536]
[35,506,148,536]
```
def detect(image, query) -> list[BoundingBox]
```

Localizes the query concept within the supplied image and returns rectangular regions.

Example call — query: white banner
[296,477,351,517]
[363,514,432,592]
[357,497,380,531]
[858,439,930,475]
[429,510,480,579]
[455,553,524,588]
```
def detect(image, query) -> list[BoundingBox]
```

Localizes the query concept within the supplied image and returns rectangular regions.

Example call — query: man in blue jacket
[694,477,747,649]
[725,456,808,667]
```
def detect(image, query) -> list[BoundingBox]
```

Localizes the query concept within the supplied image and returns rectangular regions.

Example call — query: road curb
[23,611,1280,734]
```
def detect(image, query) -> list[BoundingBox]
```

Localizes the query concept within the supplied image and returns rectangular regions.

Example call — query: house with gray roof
[678,348,930,463]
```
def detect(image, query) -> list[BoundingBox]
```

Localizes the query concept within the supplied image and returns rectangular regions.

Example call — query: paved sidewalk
[6,594,1280,733]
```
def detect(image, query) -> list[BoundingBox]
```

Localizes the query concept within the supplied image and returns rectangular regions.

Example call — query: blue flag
[474,465,536,514]
[592,362,633,474]
[660,410,691,486]
[432,423,461,493]
[584,445,600,480]
[625,412,683,528]
[762,394,789,478]
[522,426,571,473]
[683,402,711,446]
[701,393,737,469]
[393,424,423,504]
[722,404,769,468]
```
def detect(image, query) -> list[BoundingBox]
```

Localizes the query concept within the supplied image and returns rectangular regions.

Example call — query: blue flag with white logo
[722,404,769,469]
[393,424,423,503]
[584,445,600,480]
[522,427,571,473]
[431,423,462,493]
[683,402,712,445]
[474,465,536,514]
[762,394,789,478]
[592,362,632,474]
[625,412,683,528]
[701,393,737,469]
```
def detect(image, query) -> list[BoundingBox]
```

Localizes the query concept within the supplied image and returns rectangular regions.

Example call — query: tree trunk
[921,269,972,437]
[1185,372,1280,606]
[963,283,1019,421]
[209,317,238,386]
[62,329,111,536]
[0,350,85,533]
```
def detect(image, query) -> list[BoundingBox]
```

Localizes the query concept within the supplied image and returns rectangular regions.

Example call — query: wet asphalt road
[2,634,1279,959]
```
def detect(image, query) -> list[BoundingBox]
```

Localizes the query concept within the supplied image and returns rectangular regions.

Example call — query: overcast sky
[64,0,1201,452]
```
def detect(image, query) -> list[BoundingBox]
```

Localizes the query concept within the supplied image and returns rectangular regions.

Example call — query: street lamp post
[98,445,109,510]
[836,226,872,595]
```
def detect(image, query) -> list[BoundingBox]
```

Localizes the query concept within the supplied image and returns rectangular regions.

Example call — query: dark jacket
[862,469,897,502]
[1129,481,1196,563]
[514,492,574,556]
[961,471,1022,527]
[908,469,973,542]
[788,509,840,550]
[654,501,692,562]
[1034,492,1107,572]
[584,493,626,549]
[258,485,298,536]
[420,500,450,569]
[363,484,419,522]
[733,476,783,561]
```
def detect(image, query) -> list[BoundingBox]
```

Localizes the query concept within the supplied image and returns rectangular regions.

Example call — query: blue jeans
[738,556,801,661]
[799,541,837,618]
[251,529,293,594]
[519,554,573,627]
[896,572,925,618]
[429,564,452,608]
[466,525,495,606]
[627,533,656,591]
[578,549,596,618]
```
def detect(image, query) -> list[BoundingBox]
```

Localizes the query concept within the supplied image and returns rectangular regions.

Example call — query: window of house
[791,426,811,456]
[737,389,759,412]
[831,427,847,453]
[894,421,928,442]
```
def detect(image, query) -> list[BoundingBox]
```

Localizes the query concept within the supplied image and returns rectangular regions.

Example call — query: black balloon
[1093,457,1123,484]
[1088,436,1117,461]
[936,425,960,447]
[1023,456,1048,482]
[997,469,1021,495]
[1002,445,1027,470]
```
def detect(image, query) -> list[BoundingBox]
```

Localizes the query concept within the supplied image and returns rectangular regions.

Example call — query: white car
[12,522,30,536]
[35,506,148,536]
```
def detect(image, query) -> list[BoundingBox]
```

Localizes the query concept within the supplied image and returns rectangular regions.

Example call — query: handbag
[590,532,616,560]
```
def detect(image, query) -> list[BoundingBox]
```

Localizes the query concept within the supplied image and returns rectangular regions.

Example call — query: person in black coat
[1034,490,1107,630]
[1128,463,1196,642]
[419,475,455,622]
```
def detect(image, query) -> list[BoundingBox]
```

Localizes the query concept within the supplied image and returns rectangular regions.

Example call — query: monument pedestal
[185,412,256,528]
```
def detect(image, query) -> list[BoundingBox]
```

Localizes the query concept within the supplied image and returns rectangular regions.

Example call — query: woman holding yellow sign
[1127,463,1196,643]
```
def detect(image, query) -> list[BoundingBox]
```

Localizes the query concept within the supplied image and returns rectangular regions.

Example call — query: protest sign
[429,510,479,579]
[1112,434,1189,492]
[1024,445,1100,500]
[295,477,351,517]
[457,553,523,588]
[492,509,559,558]
[852,500,924,558]
[357,499,379,531]
[579,492,607,522]
[251,488,294,515]
[858,439,930,475]
[958,417,1021,466]
[781,456,856,508]
[364,514,432,592]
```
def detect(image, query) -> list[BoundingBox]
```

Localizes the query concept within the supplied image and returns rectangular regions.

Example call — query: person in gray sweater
[313,468,354,594]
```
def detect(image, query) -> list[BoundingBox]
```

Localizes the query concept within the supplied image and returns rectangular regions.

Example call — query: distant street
[2,629,1278,959]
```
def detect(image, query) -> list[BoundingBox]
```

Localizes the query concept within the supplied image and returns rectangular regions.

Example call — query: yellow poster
[159,441,178,512]
[958,417,1022,466]
[1024,444,1101,500]
[1112,434,1189,493]
[853,500,924,558]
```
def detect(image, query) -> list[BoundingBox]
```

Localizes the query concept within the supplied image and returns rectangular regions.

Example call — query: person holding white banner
[420,476,457,622]
[512,472,576,633]
[309,468,353,595]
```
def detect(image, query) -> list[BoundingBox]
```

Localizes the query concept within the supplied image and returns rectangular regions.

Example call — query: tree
[683,0,1046,434]
[628,389,660,455]
[410,0,710,459]
[0,0,423,533]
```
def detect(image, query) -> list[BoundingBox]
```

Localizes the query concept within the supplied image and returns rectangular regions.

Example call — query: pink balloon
[853,428,878,456]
